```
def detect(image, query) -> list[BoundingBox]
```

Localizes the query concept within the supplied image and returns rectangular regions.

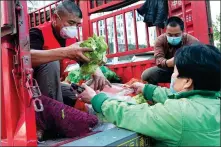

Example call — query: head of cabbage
[80,35,108,75]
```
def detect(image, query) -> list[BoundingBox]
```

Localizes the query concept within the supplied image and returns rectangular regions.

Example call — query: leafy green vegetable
[65,68,90,84]
[66,66,121,84]
[133,94,146,104]
[80,34,108,75]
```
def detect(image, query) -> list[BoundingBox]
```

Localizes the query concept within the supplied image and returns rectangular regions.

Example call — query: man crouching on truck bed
[29,0,110,106]
[80,44,221,146]
[141,16,199,85]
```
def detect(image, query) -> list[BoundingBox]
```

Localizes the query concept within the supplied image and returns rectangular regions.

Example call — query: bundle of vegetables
[124,78,154,105]
[132,94,146,104]
[66,66,121,84]
[65,69,90,84]
[80,34,108,75]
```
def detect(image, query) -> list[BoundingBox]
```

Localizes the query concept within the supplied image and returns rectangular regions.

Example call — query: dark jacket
[137,0,168,28]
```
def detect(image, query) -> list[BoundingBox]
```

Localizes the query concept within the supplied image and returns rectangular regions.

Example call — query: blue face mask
[170,77,177,94]
[167,36,182,46]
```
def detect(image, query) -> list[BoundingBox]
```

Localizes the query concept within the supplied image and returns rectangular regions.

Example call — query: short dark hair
[166,16,184,31]
[55,0,82,18]
[174,43,221,91]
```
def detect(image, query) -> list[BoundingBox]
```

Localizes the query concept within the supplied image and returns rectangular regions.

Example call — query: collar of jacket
[168,90,220,100]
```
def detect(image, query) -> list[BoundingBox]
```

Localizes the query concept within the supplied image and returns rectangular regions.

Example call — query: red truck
[1,0,213,146]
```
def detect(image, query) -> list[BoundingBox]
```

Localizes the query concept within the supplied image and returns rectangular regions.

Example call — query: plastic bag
[100,92,137,104]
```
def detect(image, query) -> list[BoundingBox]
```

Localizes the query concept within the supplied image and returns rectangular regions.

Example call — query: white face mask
[55,13,78,39]
[60,26,78,39]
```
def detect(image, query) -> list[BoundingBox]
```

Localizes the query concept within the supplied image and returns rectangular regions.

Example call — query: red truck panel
[1,0,212,146]
[108,60,155,83]
[1,1,37,146]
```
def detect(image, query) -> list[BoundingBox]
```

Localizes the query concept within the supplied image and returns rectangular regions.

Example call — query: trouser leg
[141,66,173,85]
[34,61,63,103]
[61,83,78,107]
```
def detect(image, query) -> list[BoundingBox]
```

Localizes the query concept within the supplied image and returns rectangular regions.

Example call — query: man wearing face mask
[79,43,220,146]
[141,16,199,85]
[29,0,110,106]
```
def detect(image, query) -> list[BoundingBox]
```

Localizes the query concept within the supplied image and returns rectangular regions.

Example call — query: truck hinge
[25,69,44,112]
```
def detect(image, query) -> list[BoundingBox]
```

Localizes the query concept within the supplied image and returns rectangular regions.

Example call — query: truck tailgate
[62,128,152,147]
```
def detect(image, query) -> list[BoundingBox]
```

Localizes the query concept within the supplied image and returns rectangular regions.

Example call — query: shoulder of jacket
[183,33,198,41]
[156,33,167,43]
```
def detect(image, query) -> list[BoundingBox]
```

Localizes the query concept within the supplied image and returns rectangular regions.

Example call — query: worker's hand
[130,82,145,94]
[89,68,112,91]
[166,57,174,67]
[65,42,92,62]
[79,83,96,104]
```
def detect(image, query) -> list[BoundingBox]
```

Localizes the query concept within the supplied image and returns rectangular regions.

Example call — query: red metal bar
[1,1,10,26]
[181,0,187,32]
[49,5,52,21]
[94,0,97,8]
[145,24,150,47]
[28,1,61,14]
[90,4,142,23]
[104,18,109,54]
[96,21,99,36]
[123,13,128,51]
[106,47,153,58]
[33,12,36,27]
[15,1,37,146]
[88,0,91,9]
[168,1,172,17]
[89,1,123,14]
[28,14,31,29]
[79,1,91,40]
[1,1,37,146]
[156,28,161,37]
[191,1,210,44]
[38,10,41,25]
[133,10,139,49]
[1,40,16,147]
[44,8,46,22]
[113,16,119,53]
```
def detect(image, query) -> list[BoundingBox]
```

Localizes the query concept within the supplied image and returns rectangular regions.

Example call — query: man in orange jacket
[29,0,110,106]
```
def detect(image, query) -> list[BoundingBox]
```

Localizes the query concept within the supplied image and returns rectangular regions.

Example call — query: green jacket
[91,84,220,146]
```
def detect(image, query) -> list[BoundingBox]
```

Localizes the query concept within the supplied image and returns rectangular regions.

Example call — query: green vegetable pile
[65,68,90,84]
[133,94,146,104]
[66,66,121,84]
[80,35,108,75]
